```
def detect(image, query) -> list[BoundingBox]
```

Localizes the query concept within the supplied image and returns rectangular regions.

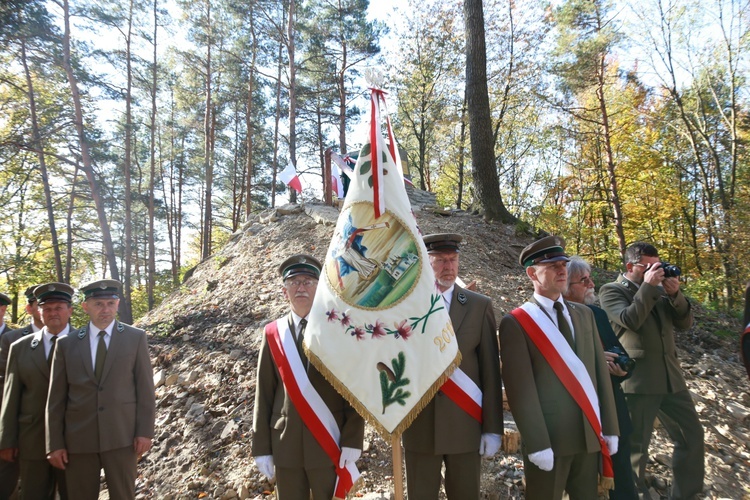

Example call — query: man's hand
[338,447,361,468]
[604,351,628,377]
[662,277,680,297]
[643,262,664,286]
[479,433,502,458]
[255,455,275,479]
[528,448,554,471]
[0,447,18,462]
[134,437,152,457]
[47,449,68,469]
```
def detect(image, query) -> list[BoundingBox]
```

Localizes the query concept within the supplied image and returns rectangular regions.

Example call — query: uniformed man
[499,236,619,499]
[599,242,704,499]
[46,279,155,500]
[1,286,44,391]
[252,254,365,499]
[0,283,74,499]
[0,291,18,500]
[402,234,503,499]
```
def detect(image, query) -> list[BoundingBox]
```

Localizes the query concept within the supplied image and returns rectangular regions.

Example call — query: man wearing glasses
[600,242,704,499]
[252,254,364,499]
[564,257,637,499]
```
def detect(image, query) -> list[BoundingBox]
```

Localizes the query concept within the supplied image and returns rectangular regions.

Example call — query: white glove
[255,455,275,479]
[528,448,554,471]
[603,435,619,456]
[479,433,502,458]
[338,447,361,468]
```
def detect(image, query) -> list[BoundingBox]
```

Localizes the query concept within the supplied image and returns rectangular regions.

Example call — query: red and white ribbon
[441,368,483,423]
[265,319,359,499]
[510,303,613,480]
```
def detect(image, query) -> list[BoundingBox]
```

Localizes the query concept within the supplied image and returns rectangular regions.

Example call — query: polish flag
[279,161,302,193]
[331,161,345,199]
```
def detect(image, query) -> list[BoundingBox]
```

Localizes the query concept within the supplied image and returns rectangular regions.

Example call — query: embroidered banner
[305,87,461,437]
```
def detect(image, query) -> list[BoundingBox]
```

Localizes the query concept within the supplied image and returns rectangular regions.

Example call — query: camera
[660,262,681,278]
[607,346,636,373]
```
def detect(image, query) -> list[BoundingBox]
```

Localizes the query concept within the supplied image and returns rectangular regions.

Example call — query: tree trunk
[244,7,258,220]
[121,0,135,323]
[287,0,298,203]
[463,0,516,223]
[60,0,123,306]
[201,0,214,260]
[21,39,64,281]
[147,0,158,310]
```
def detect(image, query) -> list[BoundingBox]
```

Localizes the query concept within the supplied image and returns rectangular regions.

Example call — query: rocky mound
[135,203,750,500]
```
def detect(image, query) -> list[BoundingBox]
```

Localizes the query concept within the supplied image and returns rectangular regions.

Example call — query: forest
[0,0,748,323]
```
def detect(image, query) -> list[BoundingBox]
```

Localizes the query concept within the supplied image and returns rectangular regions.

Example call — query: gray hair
[566,256,591,286]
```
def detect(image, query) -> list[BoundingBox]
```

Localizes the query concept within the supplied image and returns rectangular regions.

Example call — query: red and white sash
[441,368,483,423]
[510,303,613,480]
[265,319,360,499]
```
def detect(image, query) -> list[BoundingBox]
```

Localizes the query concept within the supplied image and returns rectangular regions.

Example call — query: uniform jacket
[599,275,693,394]
[402,285,503,455]
[0,326,33,400]
[0,332,56,459]
[46,321,155,454]
[499,298,618,456]
[252,313,365,469]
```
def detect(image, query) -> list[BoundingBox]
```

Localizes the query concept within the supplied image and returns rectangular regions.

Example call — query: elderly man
[0,283,74,499]
[46,279,155,500]
[599,242,704,499]
[564,257,637,499]
[499,236,618,499]
[402,233,503,500]
[252,254,364,499]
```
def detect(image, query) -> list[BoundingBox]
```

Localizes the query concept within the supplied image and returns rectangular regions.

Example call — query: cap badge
[100,284,107,289]
[49,285,56,291]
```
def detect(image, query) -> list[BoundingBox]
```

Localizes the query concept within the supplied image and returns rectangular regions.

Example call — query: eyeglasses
[286,279,317,289]
[570,276,594,285]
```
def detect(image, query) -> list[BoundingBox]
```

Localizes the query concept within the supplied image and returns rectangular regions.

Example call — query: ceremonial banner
[305,87,461,437]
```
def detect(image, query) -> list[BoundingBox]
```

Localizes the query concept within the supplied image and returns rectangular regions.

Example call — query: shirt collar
[89,320,115,337]
[534,292,565,312]
[43,324,70,341]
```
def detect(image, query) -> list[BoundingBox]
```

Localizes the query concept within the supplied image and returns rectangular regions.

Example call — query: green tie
[553,302,575,349]
[95,331,107,381]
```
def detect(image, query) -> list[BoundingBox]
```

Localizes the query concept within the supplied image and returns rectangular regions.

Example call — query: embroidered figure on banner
[327,202,421,309]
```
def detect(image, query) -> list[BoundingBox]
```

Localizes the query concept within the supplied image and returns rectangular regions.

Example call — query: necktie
[48,336,57,368]
[297,319,308,367]
[95,331,107,381]
[553,302,575,349]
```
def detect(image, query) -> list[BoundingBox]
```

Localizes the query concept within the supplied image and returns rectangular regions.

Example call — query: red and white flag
[331,159,345,199]
[279,161,302,194]
[305,86,460,437]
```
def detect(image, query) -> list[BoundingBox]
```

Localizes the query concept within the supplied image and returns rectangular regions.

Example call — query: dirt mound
[136,203,750,499]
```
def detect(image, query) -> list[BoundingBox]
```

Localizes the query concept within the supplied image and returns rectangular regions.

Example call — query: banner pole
[391,433,404,500]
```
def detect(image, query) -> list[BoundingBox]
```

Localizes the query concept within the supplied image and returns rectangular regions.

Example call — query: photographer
[600,242,704,499]
[564,257,637,499]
